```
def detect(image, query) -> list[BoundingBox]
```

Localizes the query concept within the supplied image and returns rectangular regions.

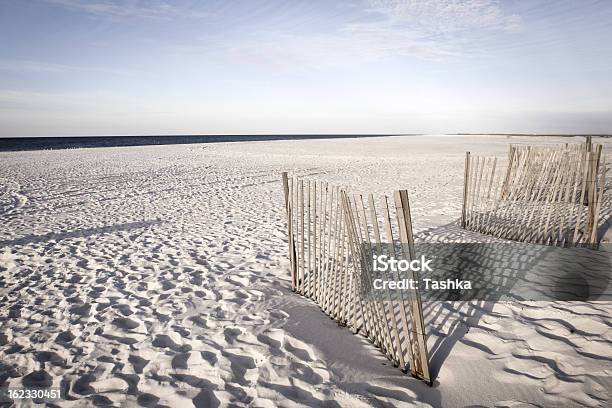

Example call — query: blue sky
[1,0,611,136]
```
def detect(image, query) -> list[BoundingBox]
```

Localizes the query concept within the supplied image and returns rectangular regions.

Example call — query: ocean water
[0,134,396,152]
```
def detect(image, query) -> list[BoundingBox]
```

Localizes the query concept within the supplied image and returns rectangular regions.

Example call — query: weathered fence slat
[394,190,431,384]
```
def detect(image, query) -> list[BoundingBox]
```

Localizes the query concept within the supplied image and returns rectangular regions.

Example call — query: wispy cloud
[333,0,524,61]
[42,0,209,20]
[41,0,524,64]
[168,0,523,67]
[0,59,144,76]
[194,29,461,68]
[363,0,523,33]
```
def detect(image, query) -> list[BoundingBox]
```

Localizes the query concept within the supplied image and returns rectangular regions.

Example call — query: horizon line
[1,133,611,139]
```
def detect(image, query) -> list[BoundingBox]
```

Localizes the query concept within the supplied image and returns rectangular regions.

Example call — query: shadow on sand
[0,220,163,248]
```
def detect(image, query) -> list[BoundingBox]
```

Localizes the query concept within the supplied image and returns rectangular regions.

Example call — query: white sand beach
[1,135,611,407]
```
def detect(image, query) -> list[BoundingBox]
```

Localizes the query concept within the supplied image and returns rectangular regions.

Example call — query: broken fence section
[281,173,431,385]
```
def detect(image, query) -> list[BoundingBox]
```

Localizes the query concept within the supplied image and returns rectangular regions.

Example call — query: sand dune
[0,135,610,407]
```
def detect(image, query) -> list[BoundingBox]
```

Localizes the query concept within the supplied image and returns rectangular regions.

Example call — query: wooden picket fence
[281,173,431,385]
[461,137,607,246]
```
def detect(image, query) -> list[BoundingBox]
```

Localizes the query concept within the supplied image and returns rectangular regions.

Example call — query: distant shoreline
[0,133,610,152]
[0,134,399,152]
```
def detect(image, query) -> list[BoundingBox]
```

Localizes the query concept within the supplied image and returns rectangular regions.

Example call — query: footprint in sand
[112,317,141,331]
[221,350,258,386]
[115,304,134,316]
[55,330,76,345]
[223,327,243,344]
[128,354,149,374]
[152,334,191,353]
[22,370,53,388]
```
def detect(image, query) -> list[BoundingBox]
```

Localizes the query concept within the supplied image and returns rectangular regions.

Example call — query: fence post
[587,144,602,246]
[500,145,515,200]
[461,151,471,228]
[583,136,593,207]
[282,172,297,289]
[574,147,592,245]
[299,179,305,294]
[394,190,431,385]
[590,151,605,245]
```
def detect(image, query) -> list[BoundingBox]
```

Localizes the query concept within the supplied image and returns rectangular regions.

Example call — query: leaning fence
[461,137,607,247]
[281,173,431,385]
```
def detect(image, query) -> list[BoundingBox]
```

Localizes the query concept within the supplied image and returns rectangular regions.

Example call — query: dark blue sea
[0,134,398,152]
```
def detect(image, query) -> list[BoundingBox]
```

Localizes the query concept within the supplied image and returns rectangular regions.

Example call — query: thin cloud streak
[364,0,523,33]
[0,60,145,76]
[42,0,209,21]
